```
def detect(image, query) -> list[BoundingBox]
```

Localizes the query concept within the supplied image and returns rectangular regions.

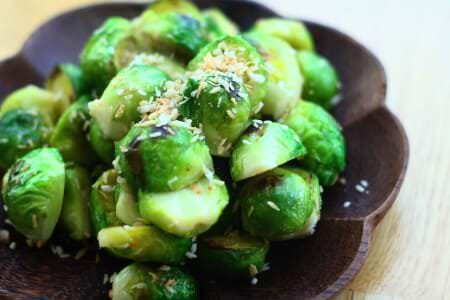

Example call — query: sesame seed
[0,229,10,243]
[281,124,290,131]
[320,186,324,193]
[226,109,236,119]
[262,263,270,272]
[149,131,163,138]
[251,277,258,285]
[3,205,7,212]
[100,185,114,192]
[343,201,351,208]
[242,139,252,145]
[339,177,347,185]
[103,274,109,284]
[185,252,198,259]
[267,201,280,211]
[167,176,178,188]
[355,184,365,193]
[360,180,369,188]
[248,206,254,217]
[160,265,171,271]
[9,241,16,250]
[254,102,264,114]
[131,283,146,290]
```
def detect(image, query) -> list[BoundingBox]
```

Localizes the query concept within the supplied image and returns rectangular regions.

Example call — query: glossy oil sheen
[0,1,409,299]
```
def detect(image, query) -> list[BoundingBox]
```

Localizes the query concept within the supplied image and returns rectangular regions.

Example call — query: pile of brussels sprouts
[0,0,345,298]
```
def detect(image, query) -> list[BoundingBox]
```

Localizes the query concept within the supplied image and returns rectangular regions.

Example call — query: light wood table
[1,1,449,299]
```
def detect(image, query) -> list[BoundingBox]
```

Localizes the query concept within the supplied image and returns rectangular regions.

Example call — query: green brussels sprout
[280,101,345,186]
[115,179,140,226]
[80,17,131,94]
[50,96,99,166]
[230,121,306,181]
[89,169,122,235]
[138,176,229,238]
[60,165,92,241]
[0,109,51,170]
[98,225,192,264]
[88,64,169,141]
[148,0,203,21]
[114,50,186,80]
[88,120,115,164]
[203,8,239,41]
[0,85,65,124]
[112,263,198,300]
[180,72,252,157]
[252,18,314,51]
[244,31,303,119]
[45,63,86,105]
[197,231,269,279]
[2,148,65,243]
[132,10,208,62]
[116,123,213,192]
[188,35,268,112]
[297,50,340,109]
[239,167,320,241]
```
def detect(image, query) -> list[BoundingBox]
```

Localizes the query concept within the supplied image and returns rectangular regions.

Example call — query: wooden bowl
[0,1,409,299]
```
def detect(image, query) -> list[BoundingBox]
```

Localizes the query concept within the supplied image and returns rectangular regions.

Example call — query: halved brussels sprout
[244,31,303,119]
[89,169,122,235]
[147,0,203,21]
[203,8,239,41]
[252,18,314,51]
[297,50,339,109]
[88,120,115,164]
[98,225,192,264]
[114,51,185,80]
[230,121,306,181]
[0,85,65,124]
[138,176,229,238]
[197,231,269,279]
[116,123,213,192]
[46,63,86,105]
[188,35,268,112]
[88,64,169,141]
[2,148,65,243]
[0,109,51,170]
[132,10,208,62]
[115,179,140,226]
[280,101,345,186]
[50,96,99,166]
[180,72,252,157]
[112,263,198,300]
[239,167,318,241]
[80,17,131,94]
[60,165,92,241]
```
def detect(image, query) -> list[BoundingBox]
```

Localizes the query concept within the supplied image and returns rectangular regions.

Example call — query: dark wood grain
[0,1,409,299]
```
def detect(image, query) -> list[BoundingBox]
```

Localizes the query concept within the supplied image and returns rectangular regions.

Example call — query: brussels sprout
[89,169,122,235]
[2,148,65,243]
[180,72,252,157]
[0,85,65,124]
[98,225,192,264]
[50,96,99,166]
[46,63,86,105]
[114,51,185,80]
[197,231,269,279]
[188,35,268,112]
[132,10,208,62]
[0,109,51,170]
[80,17,131,94]
[244,31,303,119]
[239,167,320,241]
[60,165,91,241]
[230,121,306,181]
[280,101,345,186]
[148,0,202,21]
[297,50,339,109]
[88,64,169,141]
[253,18,314,51]
[116,123,213,192]
[203,8,239,41]
[138,176,229,238]
[112,263,198,300]
[115,179,140,226]
[88,120,115,164]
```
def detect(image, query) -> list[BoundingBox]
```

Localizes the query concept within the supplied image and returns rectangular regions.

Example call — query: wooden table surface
[1,1,449,299]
